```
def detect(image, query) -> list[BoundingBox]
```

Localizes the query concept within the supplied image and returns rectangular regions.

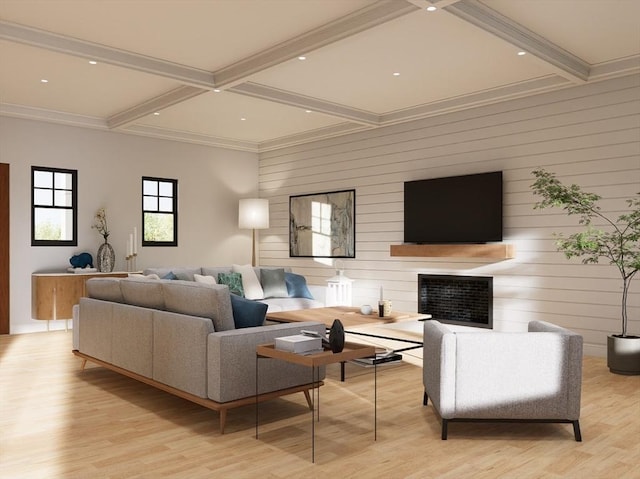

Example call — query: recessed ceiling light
[89,60,97,65]
[153,112,160,116]
[40,79,48,83]
[305,110,312,113]
[518,51,527,56]
[298,56,306,61]
[240,117,246,121]
[213,88,221,93]
[393,72,400,76]
[426,6,437,11]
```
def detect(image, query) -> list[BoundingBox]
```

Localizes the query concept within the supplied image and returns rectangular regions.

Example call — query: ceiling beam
[0,20,215,89]
[444,0,590,83]
[229,82,380,126]
[107,86,207,129]
[213,0,420,89]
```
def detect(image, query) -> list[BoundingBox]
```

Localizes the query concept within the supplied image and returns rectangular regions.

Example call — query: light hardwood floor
[1,331,639,478]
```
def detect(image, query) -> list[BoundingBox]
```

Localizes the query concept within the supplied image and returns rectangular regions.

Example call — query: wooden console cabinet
[32,272,130,322]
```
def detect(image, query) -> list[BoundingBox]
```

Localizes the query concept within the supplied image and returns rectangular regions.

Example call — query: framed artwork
[289,189,355,258]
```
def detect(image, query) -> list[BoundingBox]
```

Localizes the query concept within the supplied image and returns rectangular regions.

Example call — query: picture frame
[289,189,355,258]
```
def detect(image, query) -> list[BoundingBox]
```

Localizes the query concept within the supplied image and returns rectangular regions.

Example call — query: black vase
[328,319,345,353]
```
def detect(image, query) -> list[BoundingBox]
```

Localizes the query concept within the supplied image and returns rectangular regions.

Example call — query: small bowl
[360,304,373,315]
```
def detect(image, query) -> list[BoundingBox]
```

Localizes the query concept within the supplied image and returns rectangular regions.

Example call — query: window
[142,176,177,246]
[31,166,77,246]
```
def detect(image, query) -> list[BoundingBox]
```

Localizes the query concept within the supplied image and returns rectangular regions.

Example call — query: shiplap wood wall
[258,74,640,357]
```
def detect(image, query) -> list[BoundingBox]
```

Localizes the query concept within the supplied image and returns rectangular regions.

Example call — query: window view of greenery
[32,166,77,246]
[142,177,177,246]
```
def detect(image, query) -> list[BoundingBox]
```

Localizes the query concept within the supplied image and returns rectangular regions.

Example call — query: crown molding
[0,20,215,89]
[589,55,640,81]
[444,0,590,83]
[229,82,380,126]
[121,124,259,152]
[258,122,373,152]
[213,0,419,89]
[107,85,208,129]
[380,75,571,124]
[0,103,107,129]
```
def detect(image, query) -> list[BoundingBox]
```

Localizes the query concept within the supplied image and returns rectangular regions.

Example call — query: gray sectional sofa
[142,266,326,311]
[72,275,326,433]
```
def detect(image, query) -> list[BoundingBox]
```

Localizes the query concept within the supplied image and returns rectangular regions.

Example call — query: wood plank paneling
[258,75,640,357]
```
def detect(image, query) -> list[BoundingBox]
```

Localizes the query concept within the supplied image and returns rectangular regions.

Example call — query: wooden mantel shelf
[390,243,515,259]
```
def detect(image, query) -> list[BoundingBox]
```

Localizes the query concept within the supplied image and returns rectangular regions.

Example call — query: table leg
[311,365,315,463]
[255,354,259,439]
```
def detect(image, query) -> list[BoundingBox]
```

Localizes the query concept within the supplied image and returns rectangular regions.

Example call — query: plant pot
[607,335,640,375]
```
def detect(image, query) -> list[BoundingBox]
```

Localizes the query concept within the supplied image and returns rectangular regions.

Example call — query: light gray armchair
[423,320,583,441]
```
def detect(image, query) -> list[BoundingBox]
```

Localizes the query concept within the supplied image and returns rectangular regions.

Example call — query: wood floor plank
[1,331,639,478]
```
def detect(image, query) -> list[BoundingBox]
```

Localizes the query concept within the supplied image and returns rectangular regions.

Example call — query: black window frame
[141,176,178,247]
[31,166,78,247]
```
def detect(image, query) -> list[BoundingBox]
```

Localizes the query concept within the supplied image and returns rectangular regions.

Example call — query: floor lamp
[238,198,269,266]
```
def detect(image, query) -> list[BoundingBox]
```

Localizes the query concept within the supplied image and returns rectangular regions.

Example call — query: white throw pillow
[232,264,264,300]
[194,274,217,285]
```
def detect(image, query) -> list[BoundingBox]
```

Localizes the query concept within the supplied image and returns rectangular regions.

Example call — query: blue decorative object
[70,252,93,268]
[230,294,267,328]
[162,271,177,280]
[285,272,314,299]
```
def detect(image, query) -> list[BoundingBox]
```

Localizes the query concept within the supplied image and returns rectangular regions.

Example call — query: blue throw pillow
[230,294,267,328]
[285,272,314,299]
[162,271,177,280]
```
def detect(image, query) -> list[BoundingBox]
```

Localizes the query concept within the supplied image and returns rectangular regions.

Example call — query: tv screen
[404,171,503,244]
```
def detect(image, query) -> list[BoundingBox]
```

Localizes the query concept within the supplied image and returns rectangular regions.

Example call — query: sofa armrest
[207,321,326,403]
[423,320,457,418]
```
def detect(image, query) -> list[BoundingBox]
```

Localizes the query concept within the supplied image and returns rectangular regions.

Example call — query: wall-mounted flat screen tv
[404,171,503,244]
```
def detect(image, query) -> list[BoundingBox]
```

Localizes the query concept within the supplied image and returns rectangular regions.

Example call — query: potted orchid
[92,208,115,272]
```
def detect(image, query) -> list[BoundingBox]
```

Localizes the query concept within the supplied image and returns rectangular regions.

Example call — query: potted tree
[531,168,640,375]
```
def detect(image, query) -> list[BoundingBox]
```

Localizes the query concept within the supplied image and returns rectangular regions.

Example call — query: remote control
[301,330,321,337]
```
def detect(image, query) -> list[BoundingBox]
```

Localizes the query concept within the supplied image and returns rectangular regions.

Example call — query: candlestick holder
[126,253,138,272]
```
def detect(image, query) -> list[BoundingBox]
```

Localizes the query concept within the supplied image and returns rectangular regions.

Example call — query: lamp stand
[252,228,257,267]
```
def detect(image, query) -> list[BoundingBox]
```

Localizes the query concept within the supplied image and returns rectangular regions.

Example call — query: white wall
[1,117,259,333]
[258,74,640,357]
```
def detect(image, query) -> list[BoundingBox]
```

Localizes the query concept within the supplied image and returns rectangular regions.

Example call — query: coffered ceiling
[1,0,639,152]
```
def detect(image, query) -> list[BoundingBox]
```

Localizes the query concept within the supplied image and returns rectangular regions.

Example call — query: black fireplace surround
[418,274,493,329]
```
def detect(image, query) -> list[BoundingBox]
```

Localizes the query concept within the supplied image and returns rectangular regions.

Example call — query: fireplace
[418,274,493,329]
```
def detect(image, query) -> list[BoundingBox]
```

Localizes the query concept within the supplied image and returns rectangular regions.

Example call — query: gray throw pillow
[260,268,289,298]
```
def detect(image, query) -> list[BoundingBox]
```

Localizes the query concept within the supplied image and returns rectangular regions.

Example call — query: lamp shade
[238,198,269,229]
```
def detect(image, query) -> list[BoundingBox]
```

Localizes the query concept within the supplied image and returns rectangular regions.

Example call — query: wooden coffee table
[267,307,431,380]
[266,306,430,329]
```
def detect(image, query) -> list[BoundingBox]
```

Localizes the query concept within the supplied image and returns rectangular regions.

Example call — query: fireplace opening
[418,274,493,329]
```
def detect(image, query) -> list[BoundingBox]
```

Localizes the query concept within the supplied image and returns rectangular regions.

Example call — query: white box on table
[275,334,322,353]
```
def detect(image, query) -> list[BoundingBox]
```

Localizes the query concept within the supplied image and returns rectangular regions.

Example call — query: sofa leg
[441,419,448,440]
[423,390,428,406]
[303,389,313,410]
[80,359,87,371]
[572,420,582,442]
[219,409,227,434]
